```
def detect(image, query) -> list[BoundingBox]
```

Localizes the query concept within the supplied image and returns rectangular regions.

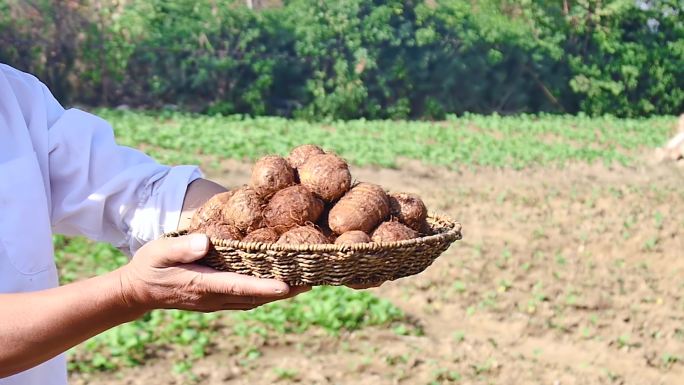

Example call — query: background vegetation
[102,109,674,169]
[54,112,674,375]
[2,0,682,119]
[2,0,682,381]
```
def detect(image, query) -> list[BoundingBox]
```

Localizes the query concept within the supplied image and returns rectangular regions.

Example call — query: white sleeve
[47,105,202,256]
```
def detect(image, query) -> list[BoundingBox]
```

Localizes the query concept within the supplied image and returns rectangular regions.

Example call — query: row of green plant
[100,109,675,170]
[2,0,682,119]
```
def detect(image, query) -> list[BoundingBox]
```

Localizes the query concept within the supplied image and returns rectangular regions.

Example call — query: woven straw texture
[164,214,461,286]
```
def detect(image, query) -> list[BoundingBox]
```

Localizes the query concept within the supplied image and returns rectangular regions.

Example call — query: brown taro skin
[286,144,325,169]
[418,220,434,236]
[318,224,336,243]
[276,226,329,245]
[250,155,295,198]
[191,222,243,241]
[334,230,371,245]
[242,228,280,243]
[388,192,428,232]
[328,183,390,234]
[188,190,236,231]
[370,221,418,243]
[263,185,324,233]
[298,153,352,202]
[221,186,264,233]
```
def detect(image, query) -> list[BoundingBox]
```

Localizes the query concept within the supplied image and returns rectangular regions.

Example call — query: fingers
[214,285,311,304]
[224,285,311,308]
[201,271,291,297]
[181,265,312,300]
[137,234,209,267]
[197,285,312,312]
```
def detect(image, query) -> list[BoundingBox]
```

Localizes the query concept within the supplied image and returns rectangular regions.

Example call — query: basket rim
[166,213,462,253]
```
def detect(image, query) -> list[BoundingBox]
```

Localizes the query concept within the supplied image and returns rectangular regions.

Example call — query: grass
[97,109,675,170]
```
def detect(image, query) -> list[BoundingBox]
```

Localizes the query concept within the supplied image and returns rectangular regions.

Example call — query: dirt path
[72,160,684,385]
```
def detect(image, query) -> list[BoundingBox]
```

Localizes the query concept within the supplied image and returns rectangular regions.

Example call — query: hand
[119,234,310,313]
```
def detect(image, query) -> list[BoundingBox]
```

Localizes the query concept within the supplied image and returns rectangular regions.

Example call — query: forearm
[177,178,229,230]
[0,269,144,378]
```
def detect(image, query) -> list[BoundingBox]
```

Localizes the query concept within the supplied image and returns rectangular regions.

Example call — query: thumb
[137,234,209,267]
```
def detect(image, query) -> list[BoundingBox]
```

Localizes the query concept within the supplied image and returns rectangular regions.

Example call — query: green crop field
[99,110,673,169]
[56,111,680,382]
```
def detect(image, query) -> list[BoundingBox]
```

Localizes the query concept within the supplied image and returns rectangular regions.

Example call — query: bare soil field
[72,159,684,385]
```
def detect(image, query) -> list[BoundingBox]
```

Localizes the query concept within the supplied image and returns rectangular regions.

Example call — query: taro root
[242,228,280,244]
[187,145,440,250]
[318,224,336,243]
[328,183,390,234]
[189,190,236,230]
[371,221,418,243]
[419,220,434,236]
[276,226,329,245]
[286,144,325,169]
[334,230,371,245]
[191,222,243,241]
[263,185,324,233]
[221,186,264,233]
[298,153,351,202]
[250,155,295,198]
[388,192,428,232]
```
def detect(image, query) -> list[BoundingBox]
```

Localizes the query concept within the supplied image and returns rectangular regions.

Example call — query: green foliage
[53,235,128,283]
[1,0,682,117]
[66,284,410,372]
[118,1,298,115]
[232,286,411,335]
[564,0,684,117]
[63,278,411,373]
[99,109,674,170]
[68,310,219,372]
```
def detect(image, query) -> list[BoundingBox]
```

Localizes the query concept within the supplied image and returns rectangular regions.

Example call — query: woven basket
[164,214,461,286]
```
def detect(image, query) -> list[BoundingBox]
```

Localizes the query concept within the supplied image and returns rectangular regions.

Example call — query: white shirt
[0,64,202,384]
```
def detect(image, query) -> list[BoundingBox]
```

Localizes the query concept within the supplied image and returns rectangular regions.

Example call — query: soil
[71,158,684,385]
